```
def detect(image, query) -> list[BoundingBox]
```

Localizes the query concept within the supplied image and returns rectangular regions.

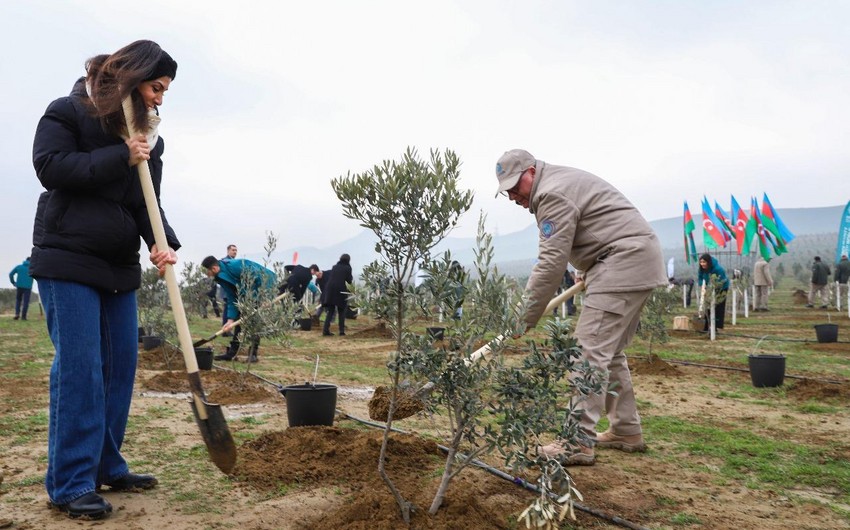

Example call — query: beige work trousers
[754,285,770,310]
[573,289,653,440]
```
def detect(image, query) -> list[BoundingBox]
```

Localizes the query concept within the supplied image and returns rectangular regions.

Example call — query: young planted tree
[137,266,177,343]
[637,286,679,360]
[331,147,473,523]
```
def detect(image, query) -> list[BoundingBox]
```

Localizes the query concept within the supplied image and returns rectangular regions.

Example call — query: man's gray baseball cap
[495,149,535,197]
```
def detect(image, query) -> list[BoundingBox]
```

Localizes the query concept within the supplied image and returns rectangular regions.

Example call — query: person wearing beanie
[30,40,180,520]
[494,149,667,466]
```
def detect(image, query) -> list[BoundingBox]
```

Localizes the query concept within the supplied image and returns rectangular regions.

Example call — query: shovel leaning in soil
[122,97,236,474]
[369,281,586,421]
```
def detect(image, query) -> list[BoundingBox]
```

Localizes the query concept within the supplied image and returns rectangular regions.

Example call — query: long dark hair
[84,40,173,137]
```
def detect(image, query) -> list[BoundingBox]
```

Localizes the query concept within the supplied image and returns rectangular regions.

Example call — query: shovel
[122,97,236,474]
[368,281,586,421]
[193,291,292,348]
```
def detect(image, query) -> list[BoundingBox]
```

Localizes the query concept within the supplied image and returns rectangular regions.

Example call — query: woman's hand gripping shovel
[368,281,586,421]
[122,98,236,474]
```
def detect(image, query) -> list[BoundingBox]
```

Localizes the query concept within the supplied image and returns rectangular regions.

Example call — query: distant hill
[258,204,845,277]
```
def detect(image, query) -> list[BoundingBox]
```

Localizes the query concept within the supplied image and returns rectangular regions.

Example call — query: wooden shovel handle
[467,281,585,364]
[122,97,201,376]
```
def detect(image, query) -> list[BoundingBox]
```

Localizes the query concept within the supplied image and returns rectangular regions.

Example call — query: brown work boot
[595,431,647,453]
[537,440,595,466]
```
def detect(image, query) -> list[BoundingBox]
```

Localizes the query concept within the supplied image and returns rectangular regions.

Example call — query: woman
[322,253,354,336]
[697,253,729,331]
[30,40,180,520]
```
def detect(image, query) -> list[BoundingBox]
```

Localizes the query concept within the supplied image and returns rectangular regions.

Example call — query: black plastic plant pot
[426,327,445,341]
[279,384,337,427]
[141,335,163,351]
[194,347,214,370]
[814,323,838,343]
[748,354,785,388]
[299,318,313,331]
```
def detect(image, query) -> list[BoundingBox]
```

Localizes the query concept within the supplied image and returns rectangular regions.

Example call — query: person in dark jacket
[836,254,850,306]
[806,256,831,308]
[282,264,314,303]
[202,256,276,363]
[322,254,353,336]
[309,264,331,319]
[697,253,729,331]
[30,40,179,520]
[9,257,33,320]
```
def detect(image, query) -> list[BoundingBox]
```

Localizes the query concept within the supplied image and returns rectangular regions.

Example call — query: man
[806,256,831,309]
[201,255,275,363]
[219,244,238,331]
[310,264,331,319]
[835,254,850,306]
[282,264,314,304]
[321,254,353,336]
[495,149,666,466]
[9,257,33,320]
[753,257,773,311]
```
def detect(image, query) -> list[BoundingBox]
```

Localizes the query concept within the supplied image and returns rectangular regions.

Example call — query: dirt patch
[367,385,425,421]
[630,355,683,376]
[792,289,809,304]
[787,378,850,402]
[351,324,395,340]
[138,346,182,371]
[141,370,278,405]
[236,426,534,529]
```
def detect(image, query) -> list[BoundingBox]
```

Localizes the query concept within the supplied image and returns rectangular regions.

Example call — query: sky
[2,0,848,286]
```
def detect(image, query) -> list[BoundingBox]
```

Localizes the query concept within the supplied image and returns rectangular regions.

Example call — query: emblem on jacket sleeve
[540,220,556,239]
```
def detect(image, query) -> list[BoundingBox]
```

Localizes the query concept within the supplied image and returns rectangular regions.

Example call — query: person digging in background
[494,149,666,466]
[30,40,179,520]
[321,253,353,336]
[697,253,729,330]
[310,264,331,319]
[9,256,33,320]
[202,255,276,363]
[219,244,238,333]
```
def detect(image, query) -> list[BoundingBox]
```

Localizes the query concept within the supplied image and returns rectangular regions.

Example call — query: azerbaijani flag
[748,197,771,260]
[713,201,735,241]
[701,196,727,249]
[731,196,750,254]
[683,201,698,263]
[761,193,795,243]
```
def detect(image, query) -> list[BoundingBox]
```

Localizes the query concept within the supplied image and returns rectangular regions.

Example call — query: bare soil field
[1,286,849,529]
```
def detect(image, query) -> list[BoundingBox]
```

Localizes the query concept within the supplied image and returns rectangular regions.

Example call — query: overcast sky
[2,1,848,285]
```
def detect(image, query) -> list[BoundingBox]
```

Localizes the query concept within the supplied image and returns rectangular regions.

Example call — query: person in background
[322,254,353,336]
[9,257,33,320]
[554,268,577,317]
[667,276,694,307]
[310,264,331,319]
[753,257,774,312]
[282,264,314,304]
[806,256,831,309]
[30,40,179,519]
[494,148,667,466]
[836,254,850,306]
[219,244,238,332]
[202,255,275,363]
[697,253,729,330]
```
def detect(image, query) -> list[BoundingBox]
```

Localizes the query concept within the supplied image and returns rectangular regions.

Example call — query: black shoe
[51,492,113,519]
[214,352,236,361]
[100,473,158,492]
[339,332,346,336]
[805,304,814,308]
[244,354,259,363]
[13,316,19,320]
[820,305,828,309]
[322,331,334,336]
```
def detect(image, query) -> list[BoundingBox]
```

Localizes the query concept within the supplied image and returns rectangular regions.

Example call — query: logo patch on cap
[496,163,505,176]
[540,220,556,239]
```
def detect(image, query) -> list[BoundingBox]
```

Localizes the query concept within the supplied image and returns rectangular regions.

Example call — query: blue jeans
[38,279,138,504]
[15,287,31,319]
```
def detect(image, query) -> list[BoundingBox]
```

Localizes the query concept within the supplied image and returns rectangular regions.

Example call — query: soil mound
[351,324,394,340]
[788,378,850,401]
[141,370,278,405]
[236,426,534,529]
[367,385,425,421]
[138,346,181,371]
[630,355,683,376]
[792,289,809,304]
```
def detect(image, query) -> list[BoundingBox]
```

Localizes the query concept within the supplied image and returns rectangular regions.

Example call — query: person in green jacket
[9,257,33,320]
[201,256,276,363]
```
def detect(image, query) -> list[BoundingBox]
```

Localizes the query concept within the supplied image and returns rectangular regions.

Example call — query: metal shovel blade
[187,372,237,474]
[192,333,219,349]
